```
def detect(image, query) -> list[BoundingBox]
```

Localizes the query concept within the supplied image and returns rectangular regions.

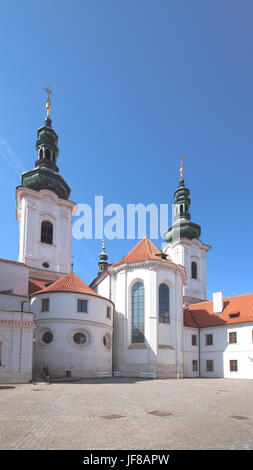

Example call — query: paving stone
[0,378,252,450]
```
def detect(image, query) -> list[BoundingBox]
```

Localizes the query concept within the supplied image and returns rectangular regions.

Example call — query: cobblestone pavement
[0,378,252,450]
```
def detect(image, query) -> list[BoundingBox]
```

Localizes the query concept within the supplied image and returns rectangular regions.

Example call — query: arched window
[39,149,43,160]
[41,221,53,245]
[45,149,50,160]
[159,283,170,324]
[131,281,145,344]
[191,261,197,279]
[180,204,183,215]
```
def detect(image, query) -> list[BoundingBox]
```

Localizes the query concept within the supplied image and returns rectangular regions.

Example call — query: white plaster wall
[164,238,209,304]
[0,262,29,296]
[110,262,185,377]
[16,188,76,274]
[0,311,35,383]
[199,324,253,379]
[183,327,199,377]
[32,291,113,377]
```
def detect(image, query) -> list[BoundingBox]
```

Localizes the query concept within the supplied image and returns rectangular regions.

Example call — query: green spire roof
[164,166,201,243]
[98,240,108,273]
[18,96,71,200]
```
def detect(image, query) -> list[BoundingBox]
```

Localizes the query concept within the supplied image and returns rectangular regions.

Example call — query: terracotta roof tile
[111,237,177,267]
[184,293,253,328]
[32,272,101,297]
[0,320,37,327]
[0,258,27,267]
[29,278,53,295]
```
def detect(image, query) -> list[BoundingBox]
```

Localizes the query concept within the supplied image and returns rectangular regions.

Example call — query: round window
[42,262,49,268]
[42,331,53,344]
[73,332,87,345]
[103,333,111,351]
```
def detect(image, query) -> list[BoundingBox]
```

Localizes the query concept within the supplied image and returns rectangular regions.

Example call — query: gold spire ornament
[179,155,184,178]
[43,86,53,118]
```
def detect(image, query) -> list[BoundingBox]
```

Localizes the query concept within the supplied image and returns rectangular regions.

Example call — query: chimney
[213,292,224,314]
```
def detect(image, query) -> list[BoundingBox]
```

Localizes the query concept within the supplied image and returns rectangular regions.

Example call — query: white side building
[0,259,36,384]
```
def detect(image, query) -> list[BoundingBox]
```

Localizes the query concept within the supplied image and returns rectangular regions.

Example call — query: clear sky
[0,0,252,299]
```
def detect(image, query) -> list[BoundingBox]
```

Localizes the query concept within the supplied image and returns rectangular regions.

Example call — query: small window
[103,333,112,351]
[206,334,213,346]
[73,332,87,345]
[39,149,43,159]
[191,262,197,279]
[206,360,213,372]
[192,335,197,346]
[41,221,53,245]
[192,360,198,371]
[230,360,238,372]
[0,342,2,366]
[229,332,237,344]
[77,299,88,313]
[42,262,49,269]
[42,331,53,344]
[45,149,50,160]
[107,306,111,319]
[41,298,49,312]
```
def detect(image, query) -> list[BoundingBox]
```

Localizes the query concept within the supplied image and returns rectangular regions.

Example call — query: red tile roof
[29,278,53,295]
[0,258,27,267]
[0,320,37,327]
[111,237,177,267]
[31,272,101,297]
[184,293,253,328]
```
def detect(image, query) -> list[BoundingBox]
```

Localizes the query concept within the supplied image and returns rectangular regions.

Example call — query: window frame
[229,331,237,344]
[41,298,50,312]
[230,360,238,372]
[41,221,53,245]
[206,334,213,346]
[206,360,214,372]
[192,334,197,346]
[131,281,145,344]
[106,306,111,319]
[158,283,170,324]
[77,299,88,313]
[192,360,198,371]
[191,261,197,279]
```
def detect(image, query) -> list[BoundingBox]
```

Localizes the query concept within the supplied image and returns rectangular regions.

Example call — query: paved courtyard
[0,377,252,450]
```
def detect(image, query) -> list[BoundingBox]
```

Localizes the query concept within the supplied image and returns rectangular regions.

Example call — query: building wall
[32,291,114,378]
[16,187,76,274]
[109,262,184,378]
[183,327,199,377]
[184,323,253,379]
[0,261,29,296]
[163,238,210,304]
[0,307,35,383]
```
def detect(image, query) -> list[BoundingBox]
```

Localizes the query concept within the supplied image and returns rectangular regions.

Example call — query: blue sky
[0,0,252,299]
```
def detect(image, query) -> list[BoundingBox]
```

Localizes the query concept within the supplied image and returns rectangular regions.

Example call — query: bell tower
[16,90,76,278]
[163,158,211,305]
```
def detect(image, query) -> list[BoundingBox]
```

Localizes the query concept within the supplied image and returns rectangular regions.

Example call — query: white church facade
[0,98,252,383]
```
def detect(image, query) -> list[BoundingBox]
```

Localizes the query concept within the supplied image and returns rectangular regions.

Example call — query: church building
[0,95,252,383]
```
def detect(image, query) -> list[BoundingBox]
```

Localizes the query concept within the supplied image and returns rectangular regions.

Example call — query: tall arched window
[191,261,197,279]
[159,283,170,324]
[45,149,50,160]
[131,281,145,344]
[41,221,53,245]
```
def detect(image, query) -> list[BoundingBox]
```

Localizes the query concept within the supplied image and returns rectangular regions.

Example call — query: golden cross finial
[43,86,53,117]
[179,155,184,178]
